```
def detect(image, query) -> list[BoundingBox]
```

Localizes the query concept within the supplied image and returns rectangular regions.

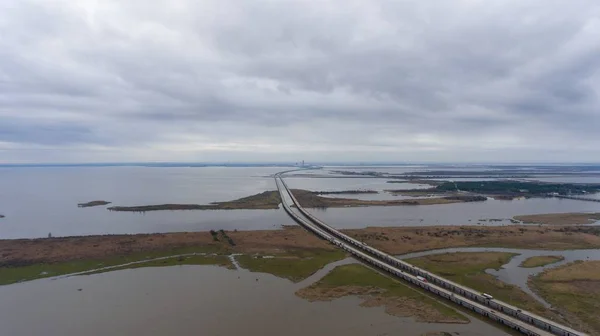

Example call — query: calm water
[284,176,430,192]
[0,167,291,238]
[2,166,600,239]
[308,198,600,228]
[0,264,509,336]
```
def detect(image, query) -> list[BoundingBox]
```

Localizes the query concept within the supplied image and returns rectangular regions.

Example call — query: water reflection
[3,166,599,239]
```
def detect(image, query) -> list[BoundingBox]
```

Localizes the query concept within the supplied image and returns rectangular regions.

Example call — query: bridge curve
[274,171,586,336]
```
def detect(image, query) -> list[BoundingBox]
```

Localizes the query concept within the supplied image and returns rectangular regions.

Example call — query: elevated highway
[274,172,585,336]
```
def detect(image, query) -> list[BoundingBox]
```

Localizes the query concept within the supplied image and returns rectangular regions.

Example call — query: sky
[1,0,600,164]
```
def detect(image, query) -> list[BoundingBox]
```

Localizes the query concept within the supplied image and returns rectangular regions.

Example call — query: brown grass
[514,212,600,225]
[108,190,282,211]
[296,264,467,323]
[103,188,487,212]
[342,225,600,255]
[520,255,565,268]
[537,261,600,282]
[0,226,334,267]
[531,261,600,335]
[407,252,565,323]
[3,225,600,267]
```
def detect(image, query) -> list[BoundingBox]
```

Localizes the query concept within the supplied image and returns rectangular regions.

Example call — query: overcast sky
[1,1,599,163]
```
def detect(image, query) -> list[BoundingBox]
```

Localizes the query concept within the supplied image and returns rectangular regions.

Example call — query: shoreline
[529,260,600,334]
[3,224,600,267]
[102,189,488,212]
[2,224,598,331]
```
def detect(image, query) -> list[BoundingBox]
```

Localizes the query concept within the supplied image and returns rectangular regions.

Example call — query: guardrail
[275,174,586,336]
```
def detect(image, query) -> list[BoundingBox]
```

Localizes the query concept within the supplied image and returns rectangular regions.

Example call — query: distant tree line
[436,181,600,195]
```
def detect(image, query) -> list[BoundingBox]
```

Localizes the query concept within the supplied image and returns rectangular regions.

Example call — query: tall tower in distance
[302,160,305,167]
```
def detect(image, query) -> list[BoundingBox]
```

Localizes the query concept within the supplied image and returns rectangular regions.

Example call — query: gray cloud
[1,0,600,163]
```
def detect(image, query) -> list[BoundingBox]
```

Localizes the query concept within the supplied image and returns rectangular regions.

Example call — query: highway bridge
[274,172,586,336]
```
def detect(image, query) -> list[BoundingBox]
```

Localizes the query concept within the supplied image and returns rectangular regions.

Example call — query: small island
[0,214,4,219]
[105,189,488,212]
[78,200,112,208]
[520,255,565,268]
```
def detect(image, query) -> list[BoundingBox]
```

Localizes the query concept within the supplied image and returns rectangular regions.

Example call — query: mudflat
[514,212,600,225]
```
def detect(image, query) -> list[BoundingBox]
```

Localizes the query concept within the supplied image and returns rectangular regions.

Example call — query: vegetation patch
[520,255,565,268]
[297,264,468,323]
[0,226,336,270]
[210,229,236,246]
[107,190,282,212]
[83,254,232,275]
[531,261,600,335]
[514,213,600,225]
[77,200,111,208]
[236,248,346,282]
[406,252,562,321]
[0,246,229,286]
[344,225,600,255]
[435,181,600,196]
[387,181,600,200]
[103,185,491,212]
[291,189,483,208]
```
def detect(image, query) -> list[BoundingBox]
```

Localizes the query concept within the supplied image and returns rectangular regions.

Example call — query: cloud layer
[1,0,600,163]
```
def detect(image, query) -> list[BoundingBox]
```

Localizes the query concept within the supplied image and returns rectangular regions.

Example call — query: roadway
[274,172,585,336]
